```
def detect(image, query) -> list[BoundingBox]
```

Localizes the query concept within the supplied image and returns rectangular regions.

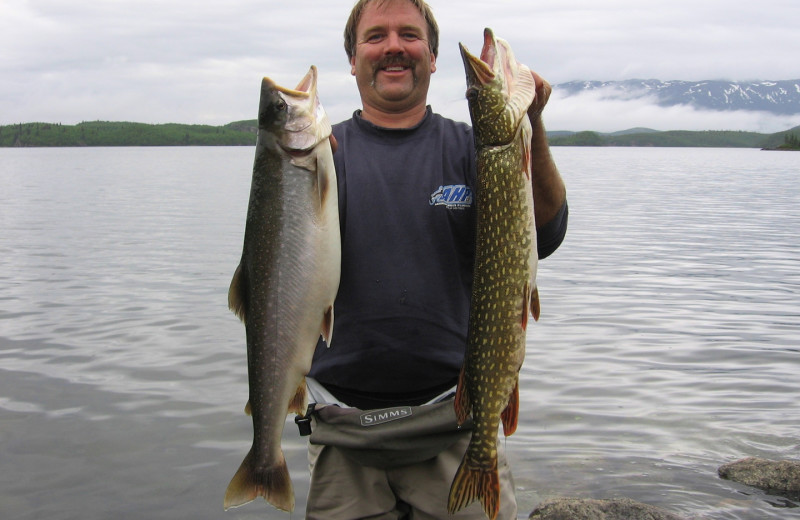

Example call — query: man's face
[350,0,437,115]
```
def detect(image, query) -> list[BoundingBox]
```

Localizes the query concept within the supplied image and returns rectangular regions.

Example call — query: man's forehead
[365,0,413,12]
[358,0,426,29]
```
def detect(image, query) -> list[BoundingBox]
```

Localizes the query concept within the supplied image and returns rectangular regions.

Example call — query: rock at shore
[528,497,685,520]
[718,457,800,499]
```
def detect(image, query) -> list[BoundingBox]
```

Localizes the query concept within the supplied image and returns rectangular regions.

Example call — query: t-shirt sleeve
[537,199,568,259]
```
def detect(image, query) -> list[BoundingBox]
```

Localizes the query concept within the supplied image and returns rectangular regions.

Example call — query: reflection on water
[1,146,798,519]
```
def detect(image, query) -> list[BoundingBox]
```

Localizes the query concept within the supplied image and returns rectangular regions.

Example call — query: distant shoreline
[2,120,798,149]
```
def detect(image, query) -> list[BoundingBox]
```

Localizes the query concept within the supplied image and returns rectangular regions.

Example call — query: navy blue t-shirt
[308,107,566,408]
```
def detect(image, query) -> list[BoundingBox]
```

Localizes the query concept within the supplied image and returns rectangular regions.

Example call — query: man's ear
[350,56,357,76]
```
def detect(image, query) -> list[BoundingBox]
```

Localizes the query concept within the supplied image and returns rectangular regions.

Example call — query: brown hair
[343,0,439,61]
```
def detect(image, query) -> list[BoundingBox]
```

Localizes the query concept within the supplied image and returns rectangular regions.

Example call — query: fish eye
[466,87,479,101]
[275,99,287,112]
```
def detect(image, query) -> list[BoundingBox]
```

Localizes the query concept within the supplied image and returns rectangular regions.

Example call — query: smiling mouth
[374,56,415,75]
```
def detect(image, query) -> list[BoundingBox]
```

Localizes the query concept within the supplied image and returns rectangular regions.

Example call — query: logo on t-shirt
[429,185,473,210]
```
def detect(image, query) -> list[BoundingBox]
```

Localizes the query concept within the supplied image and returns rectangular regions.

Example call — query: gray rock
[528,497,685,520]
[718,457,800,499]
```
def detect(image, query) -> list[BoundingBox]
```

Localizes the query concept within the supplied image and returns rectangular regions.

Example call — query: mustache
[372,56,416,73]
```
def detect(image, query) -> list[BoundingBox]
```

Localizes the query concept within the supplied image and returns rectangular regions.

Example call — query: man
[304,0,568,518]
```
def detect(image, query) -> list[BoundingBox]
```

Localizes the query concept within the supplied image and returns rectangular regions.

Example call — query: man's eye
[365,34,383,42]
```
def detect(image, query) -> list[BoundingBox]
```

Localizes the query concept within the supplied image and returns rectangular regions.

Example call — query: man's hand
[527,71,552,122]
[524,69,566,231]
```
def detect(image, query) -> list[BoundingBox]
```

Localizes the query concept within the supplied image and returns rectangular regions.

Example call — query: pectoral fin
[228,263,247,323]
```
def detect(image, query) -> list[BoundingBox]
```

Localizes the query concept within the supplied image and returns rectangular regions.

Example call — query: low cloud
[3,0,800,130]
[541,89,800,134]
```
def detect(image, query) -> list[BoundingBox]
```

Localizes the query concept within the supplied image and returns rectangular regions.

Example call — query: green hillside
[0,121,256,147]
[550,129,772,148]
[760,129,800,150]
[1,120,798,149]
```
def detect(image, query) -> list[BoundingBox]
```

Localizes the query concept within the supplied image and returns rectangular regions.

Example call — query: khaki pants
[305,432,518,520]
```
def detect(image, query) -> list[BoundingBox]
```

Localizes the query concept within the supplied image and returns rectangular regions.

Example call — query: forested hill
[1,120,798,149]
[548,127,800,149]
[0,121,258,147]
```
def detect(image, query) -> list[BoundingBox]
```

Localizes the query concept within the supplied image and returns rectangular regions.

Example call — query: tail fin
[223,448,294,512]
[447,456,500,520]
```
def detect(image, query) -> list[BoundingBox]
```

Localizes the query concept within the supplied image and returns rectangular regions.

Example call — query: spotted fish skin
[448,29,539,520]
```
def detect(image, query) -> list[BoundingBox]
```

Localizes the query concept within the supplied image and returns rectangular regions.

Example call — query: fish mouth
[275,65,324,156]
[275,65,318,99]
[459,28,496,86]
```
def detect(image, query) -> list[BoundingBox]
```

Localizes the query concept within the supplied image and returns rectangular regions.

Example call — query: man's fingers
[528,70,552,118]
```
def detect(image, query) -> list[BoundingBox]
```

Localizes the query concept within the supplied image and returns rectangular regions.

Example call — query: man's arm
[528,72,566,229]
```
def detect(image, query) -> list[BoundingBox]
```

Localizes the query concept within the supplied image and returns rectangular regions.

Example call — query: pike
[448,29,540,520]
[224,65,340,512]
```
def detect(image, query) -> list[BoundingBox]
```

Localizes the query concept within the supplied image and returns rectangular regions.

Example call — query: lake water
[0,146,798,520]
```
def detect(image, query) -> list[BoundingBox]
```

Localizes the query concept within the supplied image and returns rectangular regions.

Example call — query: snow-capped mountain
[554,80,800,115]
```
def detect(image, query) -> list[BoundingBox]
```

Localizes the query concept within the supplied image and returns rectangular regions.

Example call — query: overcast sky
[3,0,800,132]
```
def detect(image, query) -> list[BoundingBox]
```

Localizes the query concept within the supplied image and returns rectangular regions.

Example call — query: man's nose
[384,31,404,54]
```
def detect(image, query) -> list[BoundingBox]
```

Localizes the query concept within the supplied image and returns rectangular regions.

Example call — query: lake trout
[448,29,540,520]
[224,65,340,512]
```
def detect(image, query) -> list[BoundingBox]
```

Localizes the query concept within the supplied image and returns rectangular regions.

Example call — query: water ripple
[1,147,798,519]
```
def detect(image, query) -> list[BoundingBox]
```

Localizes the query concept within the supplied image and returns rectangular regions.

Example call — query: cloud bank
[2,0,800,133]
